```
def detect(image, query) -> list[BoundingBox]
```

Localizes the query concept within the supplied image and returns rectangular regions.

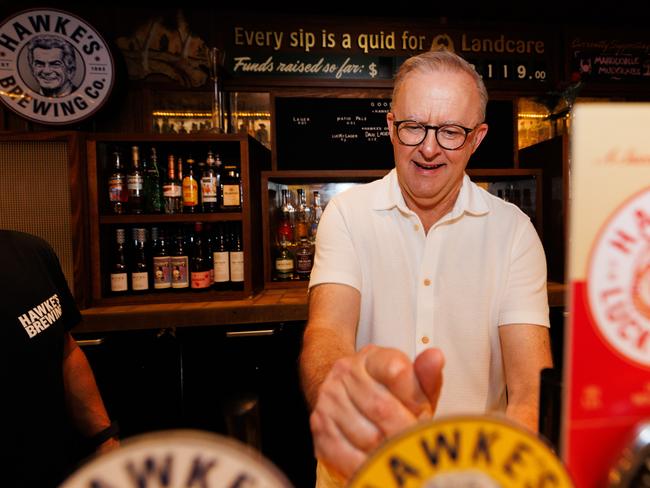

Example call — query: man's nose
[418,129,442,158]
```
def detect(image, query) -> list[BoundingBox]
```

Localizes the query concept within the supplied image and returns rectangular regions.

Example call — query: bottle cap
[135,228,147,242]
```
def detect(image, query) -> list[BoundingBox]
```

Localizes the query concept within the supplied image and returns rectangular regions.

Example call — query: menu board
[570,37,650,83]
[275,97,394,170]
[274,97,515,170]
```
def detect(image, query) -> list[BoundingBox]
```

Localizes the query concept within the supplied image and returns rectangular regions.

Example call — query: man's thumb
[414,348,445,412]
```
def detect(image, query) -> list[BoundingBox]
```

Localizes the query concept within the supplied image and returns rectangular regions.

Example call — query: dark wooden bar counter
[77,283,566,333]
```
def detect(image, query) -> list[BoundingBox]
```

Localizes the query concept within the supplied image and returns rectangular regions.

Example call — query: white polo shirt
[309,169,549,417]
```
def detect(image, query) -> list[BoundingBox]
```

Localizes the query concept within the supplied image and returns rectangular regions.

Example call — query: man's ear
[386,112,397,145]
[470,123,489,154]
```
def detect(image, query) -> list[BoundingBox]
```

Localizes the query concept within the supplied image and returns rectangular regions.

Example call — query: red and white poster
[563,103,650,487]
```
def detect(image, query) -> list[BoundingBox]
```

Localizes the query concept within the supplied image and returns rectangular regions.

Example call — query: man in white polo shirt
[299,50,552,487]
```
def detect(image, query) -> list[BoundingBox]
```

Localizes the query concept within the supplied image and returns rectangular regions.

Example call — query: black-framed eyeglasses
[393,119,477,150]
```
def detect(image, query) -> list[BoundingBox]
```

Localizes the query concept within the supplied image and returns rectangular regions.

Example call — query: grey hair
[392,50,488,122]
[27,35,77,76]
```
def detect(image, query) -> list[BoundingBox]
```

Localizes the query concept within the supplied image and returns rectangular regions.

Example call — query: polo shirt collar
[372,169,490,218]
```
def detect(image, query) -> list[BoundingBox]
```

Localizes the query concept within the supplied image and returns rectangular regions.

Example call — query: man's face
[387,69,488,213]
[31,47,68,91]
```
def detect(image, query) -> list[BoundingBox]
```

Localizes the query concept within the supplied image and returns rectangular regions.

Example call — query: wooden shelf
[77,283,567,333]
[99,212,242,224]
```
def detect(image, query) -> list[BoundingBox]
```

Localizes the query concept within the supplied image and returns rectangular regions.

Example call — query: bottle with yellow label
[182,156,199,214]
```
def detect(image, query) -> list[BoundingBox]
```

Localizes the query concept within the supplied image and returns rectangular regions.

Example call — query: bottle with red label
[277,189,295,244]
[190,222,211,290]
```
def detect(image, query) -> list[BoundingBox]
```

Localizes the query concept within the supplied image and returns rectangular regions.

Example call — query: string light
[518,113,549,119]
[152,111,271,118]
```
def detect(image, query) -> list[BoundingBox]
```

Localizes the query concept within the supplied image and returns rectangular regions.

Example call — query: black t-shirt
[0,230,82,487]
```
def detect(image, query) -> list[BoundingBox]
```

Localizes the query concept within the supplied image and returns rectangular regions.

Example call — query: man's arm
[300,283,444,482]
[63,332,119,452]
[499,323,553,432]
[300,283,360,409]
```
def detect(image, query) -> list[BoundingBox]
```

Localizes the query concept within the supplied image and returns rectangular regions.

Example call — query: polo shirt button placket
[418,277,433,348]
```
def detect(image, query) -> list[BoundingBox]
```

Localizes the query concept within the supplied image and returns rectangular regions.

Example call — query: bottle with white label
[110,228,129,293]
[152,227,172,290]
[131,227,149,292]
[171,228,189,289]
[229,223,244,290]
[127,146,144,214]
[275,238,294,281]
[220,165,242,211]
[212,222,230,290]
[201,151,218,212]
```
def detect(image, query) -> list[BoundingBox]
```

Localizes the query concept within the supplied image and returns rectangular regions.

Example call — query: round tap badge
[61,430,293,488]
[588,187,650,367]
[348,416,573,488]
[0,8,114,125]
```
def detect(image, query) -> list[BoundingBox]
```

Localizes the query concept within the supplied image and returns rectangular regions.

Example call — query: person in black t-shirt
[0,230,119,487]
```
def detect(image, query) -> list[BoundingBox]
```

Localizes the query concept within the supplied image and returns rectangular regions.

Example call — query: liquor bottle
[108,150,128,214]
[131,227,149,292]
[522,188,536,225]
[275,238,294,281]
[220,164,242,211]
[510,184,521,207]
[171,228,189,289]
[190,222,211,290]
[204,222,214,284]
[127,146,144,214]
[295,236,314,280]
[163,154,182,214]
[310,190,323,242]
[295,188,312,241]
[182,156,199,213]
[110,228,129,293]
[215,152,223,186]
[212,223,230,290]
[152,226,171,290]
[144,147,163,213]
[201,151,218,213]
[277,189,295,244]
[229,223,244,290]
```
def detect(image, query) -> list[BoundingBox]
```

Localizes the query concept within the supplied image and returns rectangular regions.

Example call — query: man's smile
[413,160,446,170]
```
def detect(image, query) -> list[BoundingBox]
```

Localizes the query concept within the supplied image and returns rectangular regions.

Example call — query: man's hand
[309,345,444,482]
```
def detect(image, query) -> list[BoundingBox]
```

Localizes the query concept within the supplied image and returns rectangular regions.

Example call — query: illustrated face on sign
[27,36,77,97]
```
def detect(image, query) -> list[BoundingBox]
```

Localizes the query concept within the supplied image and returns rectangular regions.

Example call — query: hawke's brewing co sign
[61,430,292,487]
[565,103,650,487]
[348,416,573,487]
[0,8,114,124]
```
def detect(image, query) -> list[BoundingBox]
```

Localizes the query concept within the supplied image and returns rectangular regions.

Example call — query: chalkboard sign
[275,97,394,170]
[275,97,514,170]
[570,37,650,83]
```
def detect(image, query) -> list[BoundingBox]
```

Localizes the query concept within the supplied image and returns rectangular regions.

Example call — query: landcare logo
[348,416,573,488]
[588,187,650,367]
[0,8,114,125]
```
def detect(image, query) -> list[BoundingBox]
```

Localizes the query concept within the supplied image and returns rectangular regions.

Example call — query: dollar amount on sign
[472,60,548,82]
